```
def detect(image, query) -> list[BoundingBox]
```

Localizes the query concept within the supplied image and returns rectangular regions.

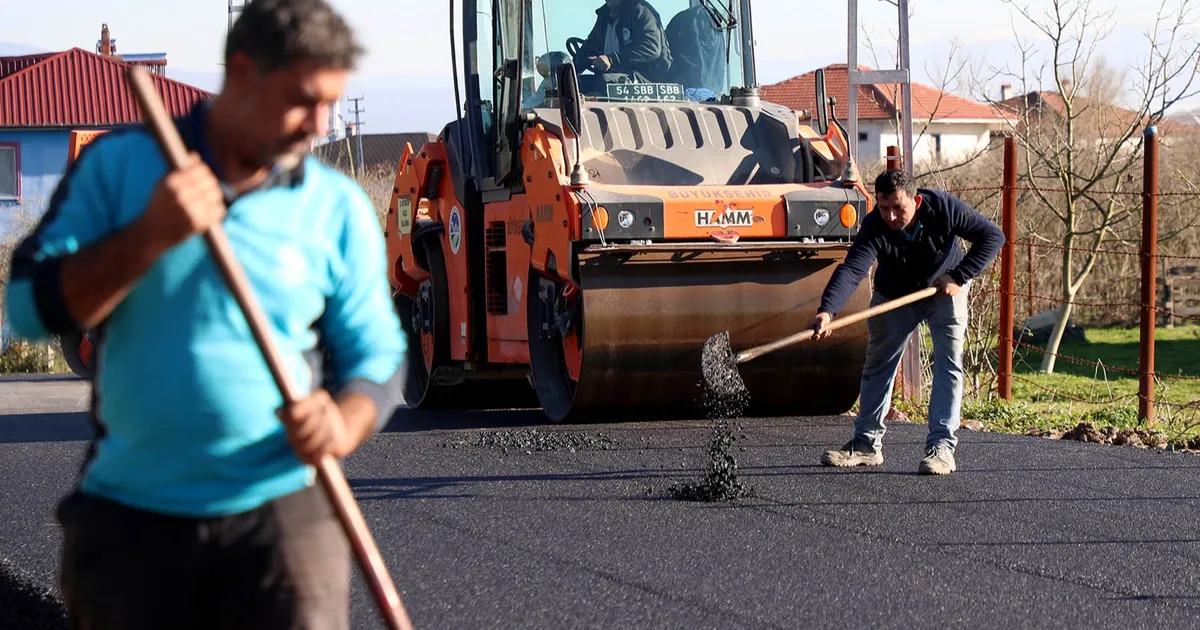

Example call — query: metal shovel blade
[701,330,748,401]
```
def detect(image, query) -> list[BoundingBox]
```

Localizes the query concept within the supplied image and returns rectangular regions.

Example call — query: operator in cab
[576,0,673,89]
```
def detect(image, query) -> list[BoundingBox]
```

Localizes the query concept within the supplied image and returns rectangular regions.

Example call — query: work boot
[918,443,956,475]
[821,439,883,467]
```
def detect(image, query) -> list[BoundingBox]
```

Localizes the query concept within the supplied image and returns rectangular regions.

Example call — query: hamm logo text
[695,208,754,227]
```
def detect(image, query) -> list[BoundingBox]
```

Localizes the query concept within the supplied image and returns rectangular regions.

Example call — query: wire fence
[893,130,1200,440]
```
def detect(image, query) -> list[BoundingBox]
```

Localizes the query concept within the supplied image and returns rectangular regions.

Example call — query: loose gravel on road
[444,428,620,453]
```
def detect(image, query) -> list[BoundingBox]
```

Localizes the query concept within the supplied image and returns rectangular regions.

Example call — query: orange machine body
[384,1,882,421]
[384,108,875,419]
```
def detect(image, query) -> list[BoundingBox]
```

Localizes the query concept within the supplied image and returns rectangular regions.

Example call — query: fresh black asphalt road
[4,375,1200,629]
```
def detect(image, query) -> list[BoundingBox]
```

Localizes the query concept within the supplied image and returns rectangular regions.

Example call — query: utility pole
[846,0,913,173]
[348,95,365,176]
[846,0,922,405]
[228,0,244,33]
[220,0,245,69]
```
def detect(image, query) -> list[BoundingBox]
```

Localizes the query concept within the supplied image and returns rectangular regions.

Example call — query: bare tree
[975,0,1200,373]
[852,6,1019,399]
[858,6,1001,178]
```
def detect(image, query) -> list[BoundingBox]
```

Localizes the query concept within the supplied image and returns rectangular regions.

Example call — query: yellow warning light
[839,203,857,228]
[593,206,610,231]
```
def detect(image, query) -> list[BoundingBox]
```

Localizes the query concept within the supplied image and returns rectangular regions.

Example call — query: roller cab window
[516,0,747,107]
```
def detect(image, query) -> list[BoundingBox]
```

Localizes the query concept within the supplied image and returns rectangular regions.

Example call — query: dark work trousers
[55,483,350,630]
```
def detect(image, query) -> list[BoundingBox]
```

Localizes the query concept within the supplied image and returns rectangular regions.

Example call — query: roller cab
[384,0,876,421]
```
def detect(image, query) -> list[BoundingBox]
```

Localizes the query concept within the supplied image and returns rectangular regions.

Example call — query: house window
[859,131,869,142]
[0,142,17,200]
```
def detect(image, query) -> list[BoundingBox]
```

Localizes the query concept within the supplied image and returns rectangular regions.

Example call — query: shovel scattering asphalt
[700,287,940,407]
[701,331,749,404]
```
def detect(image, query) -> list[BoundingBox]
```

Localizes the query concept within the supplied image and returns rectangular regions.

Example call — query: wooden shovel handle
[735,286,939,364]
[126,66,414,630]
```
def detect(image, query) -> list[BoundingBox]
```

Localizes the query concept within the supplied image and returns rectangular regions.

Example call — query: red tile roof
[997,91,1200,137]
[0,47,212,129]
[0,52,56,81]
[761,64,1010,123]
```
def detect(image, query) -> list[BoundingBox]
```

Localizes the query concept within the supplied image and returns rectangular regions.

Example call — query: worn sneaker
[918,444,956,475]
[821,440,883,467]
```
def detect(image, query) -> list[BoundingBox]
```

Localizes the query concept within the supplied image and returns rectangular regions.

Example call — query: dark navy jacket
[818,187,1005,316]
[577,0,673,82]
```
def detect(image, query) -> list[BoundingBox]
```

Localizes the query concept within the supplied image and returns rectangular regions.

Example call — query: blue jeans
[853,281,970,452]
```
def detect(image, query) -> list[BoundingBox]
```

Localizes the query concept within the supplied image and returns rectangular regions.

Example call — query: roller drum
[570,246,873,418]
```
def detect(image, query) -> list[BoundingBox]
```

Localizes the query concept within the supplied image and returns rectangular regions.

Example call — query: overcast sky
[2,0,1198,133]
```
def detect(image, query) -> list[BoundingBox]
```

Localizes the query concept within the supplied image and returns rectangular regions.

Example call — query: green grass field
[961,324,1200,445]
[0,338,71,375]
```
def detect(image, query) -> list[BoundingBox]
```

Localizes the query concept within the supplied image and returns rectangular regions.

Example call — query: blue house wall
[0,126,146,233]
[1,129,74,205]
[1,129,72,349]
[0,128,73,233]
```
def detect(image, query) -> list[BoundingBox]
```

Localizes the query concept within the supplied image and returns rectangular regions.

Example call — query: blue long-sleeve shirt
[818,187,1006,316]
[3,101,406,518]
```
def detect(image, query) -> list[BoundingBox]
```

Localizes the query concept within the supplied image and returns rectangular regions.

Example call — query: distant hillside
[1168,107,1200,128]
[0,42,48,56]
[159,68,452,135]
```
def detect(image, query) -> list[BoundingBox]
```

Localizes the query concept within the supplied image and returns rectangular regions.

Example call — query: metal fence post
[1026,241,1035,319]
[1139,126,1159,426]
[883,145,922,406]
[999,136,1017,401]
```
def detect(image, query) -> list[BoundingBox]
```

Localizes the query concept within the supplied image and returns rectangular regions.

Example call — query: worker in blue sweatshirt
[811,168,1004,475]
[2,0,405,627]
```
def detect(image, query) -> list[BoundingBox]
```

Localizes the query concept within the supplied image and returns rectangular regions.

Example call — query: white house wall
[857,121,998,168]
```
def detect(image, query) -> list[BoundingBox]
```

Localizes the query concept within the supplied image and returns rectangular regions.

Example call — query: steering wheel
[566,37,585,59]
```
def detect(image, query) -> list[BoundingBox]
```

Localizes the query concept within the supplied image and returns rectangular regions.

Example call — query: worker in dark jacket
[810,169,1005,475]
[576,0,672,84]
[665,3,726,94]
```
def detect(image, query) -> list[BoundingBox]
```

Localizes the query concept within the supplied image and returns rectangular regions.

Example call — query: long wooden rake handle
[125,66,414,630]
[735,286,939,364]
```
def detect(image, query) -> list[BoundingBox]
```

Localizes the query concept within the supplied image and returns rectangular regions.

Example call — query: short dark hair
[874,169,917,198]
[225,0,364,73]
